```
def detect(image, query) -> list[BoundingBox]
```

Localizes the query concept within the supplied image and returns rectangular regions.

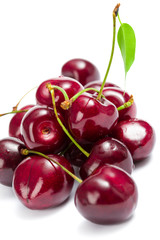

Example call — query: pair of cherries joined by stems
[0,4,155,225]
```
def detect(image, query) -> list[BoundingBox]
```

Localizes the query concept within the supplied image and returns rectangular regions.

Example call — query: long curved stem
[0,109,28,117]
[13,86,37,111]
[21,149,82,183]
[97,4,119,100]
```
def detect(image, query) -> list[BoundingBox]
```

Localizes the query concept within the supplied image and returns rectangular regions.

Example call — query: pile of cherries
[0,58,155,224]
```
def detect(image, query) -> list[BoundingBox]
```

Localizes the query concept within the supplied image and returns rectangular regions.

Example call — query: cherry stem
[117,95,134,111]
[46,83,69,101]
[118,13,122,25]
[61,87,105,110]
[59,142,73,156]
[12,86,37,111]
[97,3,120,100]
[47,86,90,158]
[0,109,28,117]
[21,148,82,184]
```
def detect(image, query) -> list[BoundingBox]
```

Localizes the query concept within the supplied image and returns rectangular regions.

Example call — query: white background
[0,0,159,239]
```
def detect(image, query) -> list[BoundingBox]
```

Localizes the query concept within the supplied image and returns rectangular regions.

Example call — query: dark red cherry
[0,137,26,187]
[67,93,119,144]
[21,105,67,154]
[80,137,134,180]
[64,143,93,167]
[36,76,84,109]
[61,59,100,86]
[84,80,120,94]
[9,105,34,141]
[102,87,137,121]
[75,164,138,224]
[111,118,156,162]
[13,154,74,209]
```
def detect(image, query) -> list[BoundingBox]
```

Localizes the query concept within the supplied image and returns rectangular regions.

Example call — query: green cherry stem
[97,3,120,100]
[0,109,28,117]
[46,83,69,101]
[59,142,73,156]
[117,95,134,111]
[118,13,122,25]
[48,87,90,158]
[0,86,37,117]
[21,148,82,184]
[61,87,105,110]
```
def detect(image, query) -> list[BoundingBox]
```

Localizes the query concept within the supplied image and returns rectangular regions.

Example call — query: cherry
[101,87,137,121]
[75,164,138,224]
[0,137,26,187]
[64,143,93,167]
[61,58,100,86]
[12,154,74,209]
[111,118,156,162]
[9,105,34,141]
[21,105,67,154]
[36,76,84,109]
[84,80,120,94]
[67,93,119,144]
[80,137,134,180]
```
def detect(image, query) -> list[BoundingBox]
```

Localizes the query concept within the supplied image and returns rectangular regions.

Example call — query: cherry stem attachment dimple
[21,148,82,184]
[61,87,105,110]
[47,85,90,158]
[97,3,120,100]
[0,109,28,117]
[117,95,134,111]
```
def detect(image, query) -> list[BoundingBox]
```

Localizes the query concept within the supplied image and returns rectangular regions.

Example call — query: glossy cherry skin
[64,143,93,167]
[12,154,74,209]
[61,58,100,86]
[84,80,120,94]
[0,137,26,187]
[21,105,67,154]
[9,105,34,141]
[111,118,156,162]
[36,76,84,109]
[80,137,134,180]
[102,87,137,121]
[68,93,119,144]
[75,164,138,224]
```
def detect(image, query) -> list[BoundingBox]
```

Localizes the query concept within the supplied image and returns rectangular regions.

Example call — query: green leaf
[117,23,136,77]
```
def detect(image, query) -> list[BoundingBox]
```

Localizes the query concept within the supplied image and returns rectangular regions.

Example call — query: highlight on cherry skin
[0,137,26,187]
[21,105,67,154]
[75,164,138,224]
[12,154,75,209]
[111,118,156,162]
[61,58,100,86]
[79,137,134,180]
